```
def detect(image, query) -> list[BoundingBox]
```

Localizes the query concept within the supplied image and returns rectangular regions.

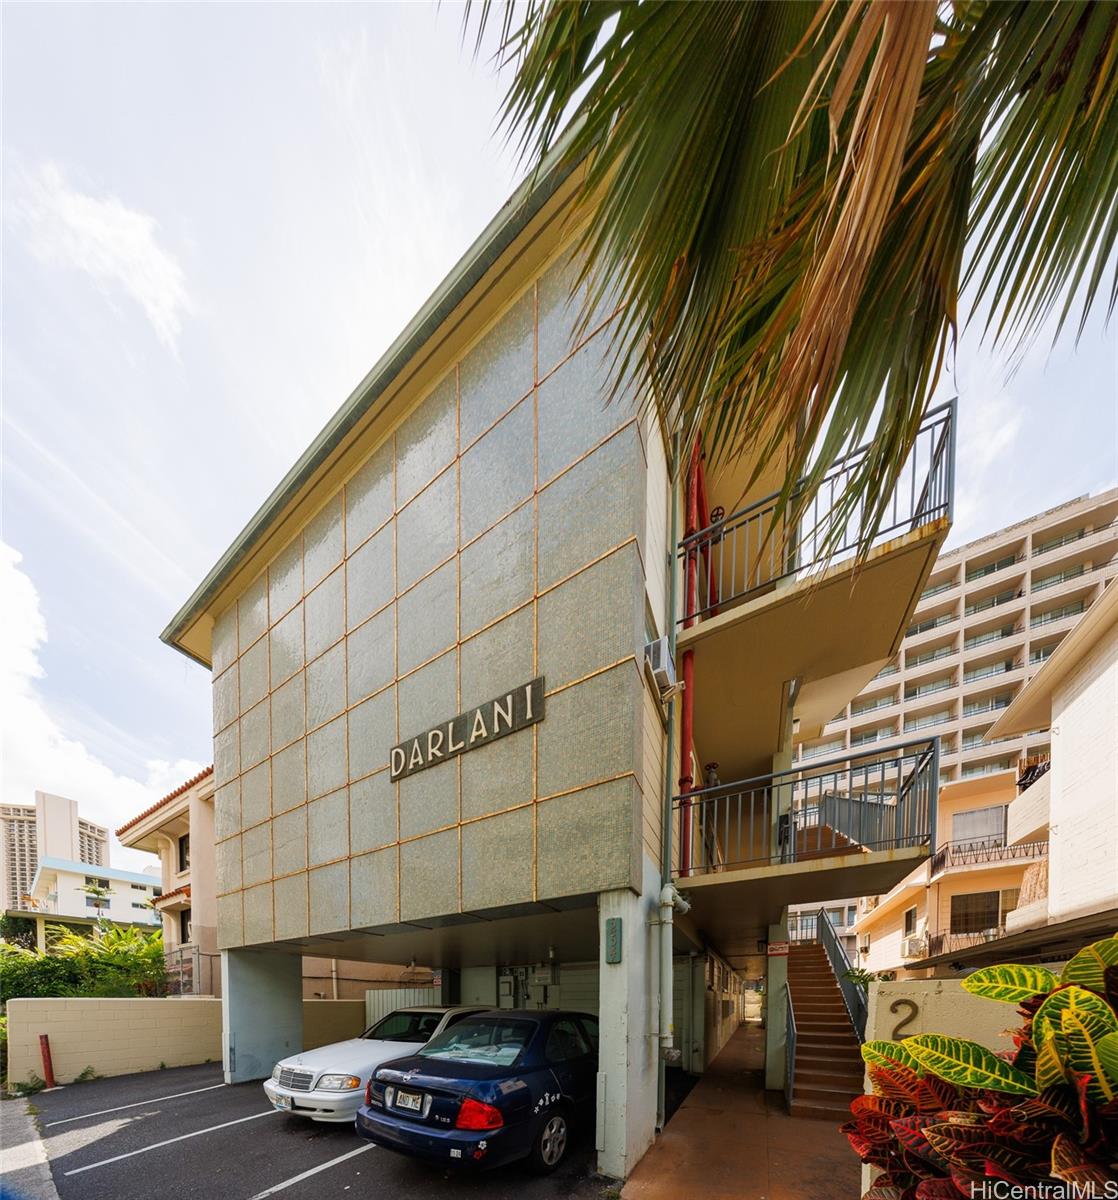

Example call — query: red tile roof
[115,766,214,838]
[153,883,191,905]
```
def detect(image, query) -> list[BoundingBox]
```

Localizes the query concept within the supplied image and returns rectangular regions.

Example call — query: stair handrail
[816,905,868,1041]
[784,983,797,1111]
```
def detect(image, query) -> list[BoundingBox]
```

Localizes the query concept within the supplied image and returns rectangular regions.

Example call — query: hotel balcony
[1007,766,1051,846]
[677,402,955,787]
[673,738,940,941]
[928,835,1047,879]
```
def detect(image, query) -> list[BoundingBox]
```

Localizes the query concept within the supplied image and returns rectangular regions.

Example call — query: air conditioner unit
[644,637,677,696]
[858,944,871,956]
[902,935,928,958]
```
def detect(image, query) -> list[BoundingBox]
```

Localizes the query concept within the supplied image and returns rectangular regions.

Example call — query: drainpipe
[657,433,681,1132]
[659,884,691,1051]
[331,959,339,1000]
[678,436,701,877]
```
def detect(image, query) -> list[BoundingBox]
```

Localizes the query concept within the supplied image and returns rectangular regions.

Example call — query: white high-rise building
[0,792,109,912]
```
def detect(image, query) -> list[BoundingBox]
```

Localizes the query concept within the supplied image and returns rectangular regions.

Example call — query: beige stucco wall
[1049,629,1118,922]
[5,997,365,1086]
[864,977,1021,1055]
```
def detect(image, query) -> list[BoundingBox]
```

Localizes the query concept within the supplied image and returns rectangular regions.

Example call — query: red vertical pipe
[678,437,702,877]
[39,1034,56,1089]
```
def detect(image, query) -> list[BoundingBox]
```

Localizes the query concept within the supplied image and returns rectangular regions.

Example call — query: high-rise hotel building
[799,489,1118,782]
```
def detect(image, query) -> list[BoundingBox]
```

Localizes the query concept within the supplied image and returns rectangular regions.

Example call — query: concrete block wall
[5,997,365,1086]
[209,250,657,949]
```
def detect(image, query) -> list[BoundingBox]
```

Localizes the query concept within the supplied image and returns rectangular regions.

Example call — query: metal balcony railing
[929,837,1048,875]
[907,644,955,670]
[927,929,1007,957]
[788,913,820,942]
[964,624,1019,651]
[674,737,938,878]
[817,903,867,1040]
[784,986,798,1111]
[679,401,955,624]
[164,944,219,995]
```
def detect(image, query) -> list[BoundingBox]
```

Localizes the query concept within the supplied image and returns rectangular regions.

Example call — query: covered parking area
[23,1062,602,1200]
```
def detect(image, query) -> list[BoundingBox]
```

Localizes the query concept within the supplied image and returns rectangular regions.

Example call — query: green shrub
[0,924,165,1002]
[844,935,1118,1194]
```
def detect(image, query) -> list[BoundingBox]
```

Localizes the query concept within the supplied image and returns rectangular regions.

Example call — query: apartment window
[827,907,843,927]
[180,908,192,944]
[952,805,1007,846]
[1001,889,1021,916]
[85,876,110,889]
[178,834,190,873]
[964,589,1019,618]
[903,906,917,937]
[963,659,1016,683]
[154,887,163,897]
[85,895,101,909]
[1033,528,1084,555]
[907,612,955,638]
[131,902,149,911]
[950,891,1001,934]
[847,905,857,925]
[907,644,953,669]
[965,554,1018,583]
[1033,564,1085,593]
[1031,600,1085,628]
[964,624,1016,651]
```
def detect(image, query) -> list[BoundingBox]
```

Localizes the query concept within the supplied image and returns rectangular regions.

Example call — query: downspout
[678,436,701,878]
[656,433,681,1131]
[331,958,339,1000]
[659,883,691,1055]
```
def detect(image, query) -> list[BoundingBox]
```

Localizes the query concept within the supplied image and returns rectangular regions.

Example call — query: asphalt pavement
[21,1064,610,1200]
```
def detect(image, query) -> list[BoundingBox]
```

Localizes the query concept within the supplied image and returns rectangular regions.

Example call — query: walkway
[622,1023,859,1200]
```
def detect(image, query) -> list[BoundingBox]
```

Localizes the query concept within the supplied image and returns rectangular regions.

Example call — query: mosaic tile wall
[211,255,652,949]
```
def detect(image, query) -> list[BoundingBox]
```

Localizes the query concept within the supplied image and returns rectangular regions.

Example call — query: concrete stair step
[789,1100,856,1121]
[796,1066,865,1087]
[798,1037,860,1051]
[794,1082,861,1104]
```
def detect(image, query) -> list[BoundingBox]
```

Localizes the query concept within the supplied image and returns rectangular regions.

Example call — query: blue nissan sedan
[354,1010,598,1173]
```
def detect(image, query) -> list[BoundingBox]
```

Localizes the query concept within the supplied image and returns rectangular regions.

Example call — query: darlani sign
[389,677,545,781]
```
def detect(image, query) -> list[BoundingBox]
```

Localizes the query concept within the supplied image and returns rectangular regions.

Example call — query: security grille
[277,1068,314,1091]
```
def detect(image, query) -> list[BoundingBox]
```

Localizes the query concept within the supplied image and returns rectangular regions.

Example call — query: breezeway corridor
[16,1062,603,1200]
[622,1024,859,1200]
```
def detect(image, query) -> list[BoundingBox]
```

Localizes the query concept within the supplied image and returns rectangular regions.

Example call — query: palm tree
[78,882,114,919]
[473,0,1117,545]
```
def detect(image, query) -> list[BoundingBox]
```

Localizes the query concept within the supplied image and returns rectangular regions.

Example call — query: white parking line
[62,1110,277,1175]
[45,1083,226,1127]
[247,1144,376,1199]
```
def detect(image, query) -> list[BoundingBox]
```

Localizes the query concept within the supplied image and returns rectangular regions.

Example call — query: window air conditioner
[902,935,927,958]
[857,944,871,956]
[644,637,677,696]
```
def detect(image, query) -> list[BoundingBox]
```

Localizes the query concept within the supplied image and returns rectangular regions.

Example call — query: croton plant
[844,933,1118,1197]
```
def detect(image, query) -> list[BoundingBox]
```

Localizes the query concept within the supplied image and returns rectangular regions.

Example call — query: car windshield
[417,1017,535,1067]
[362,1011,443,1043]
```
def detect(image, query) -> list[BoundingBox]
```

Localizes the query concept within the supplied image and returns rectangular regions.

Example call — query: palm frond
[468,0,1118,552]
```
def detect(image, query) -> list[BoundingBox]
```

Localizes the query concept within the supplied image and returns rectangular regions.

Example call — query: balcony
[964,587,1024,619]
[963,622,1020,652]
[929,836,1047,876]
[1007,768,1050,845]
[926,929,1008,957]
[678,404,955,781]
[673,739,939,933]
[164,943,219,996]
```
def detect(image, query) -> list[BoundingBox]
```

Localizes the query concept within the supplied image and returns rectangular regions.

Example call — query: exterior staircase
[786,942,864,1120]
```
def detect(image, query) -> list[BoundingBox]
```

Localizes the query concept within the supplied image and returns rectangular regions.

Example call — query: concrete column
[221,948,302,1083]
[764,911,789,1091]
[596,867,659,1180]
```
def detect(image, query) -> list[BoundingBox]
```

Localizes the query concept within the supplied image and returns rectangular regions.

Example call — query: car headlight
[317,1074,362,1091]
[271,1065,282,1081]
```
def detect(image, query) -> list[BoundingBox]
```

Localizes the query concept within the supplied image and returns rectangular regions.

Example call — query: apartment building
[27,858,162,926]
[852,771,1045,976]
[159,148,955,1175]
[1,791,109,912]
[800,489,1118,782]
[118,766,421,998]
[788,898,858,959]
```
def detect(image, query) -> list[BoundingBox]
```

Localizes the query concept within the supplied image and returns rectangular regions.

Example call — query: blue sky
[2,5,1116,866]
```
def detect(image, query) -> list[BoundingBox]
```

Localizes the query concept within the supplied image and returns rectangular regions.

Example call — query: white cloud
[0,543,204,870]
[6,162,192,351]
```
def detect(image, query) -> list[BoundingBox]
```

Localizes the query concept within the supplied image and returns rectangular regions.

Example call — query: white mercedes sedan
[263,1006,487,1122]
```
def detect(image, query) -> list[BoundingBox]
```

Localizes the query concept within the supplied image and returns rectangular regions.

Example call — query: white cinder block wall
[1049,634,1118,922]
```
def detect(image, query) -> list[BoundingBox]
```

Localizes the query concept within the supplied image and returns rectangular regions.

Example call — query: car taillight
[364,1078,373,1106]
[455,1097,503,1131]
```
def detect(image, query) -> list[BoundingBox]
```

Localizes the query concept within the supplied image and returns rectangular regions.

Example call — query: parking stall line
[45,1084,227,1127]
[62,1110,277,1175]
[247,1144,376,1199]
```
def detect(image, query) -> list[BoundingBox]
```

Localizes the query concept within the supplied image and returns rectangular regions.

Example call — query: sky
[2,5,1116,871]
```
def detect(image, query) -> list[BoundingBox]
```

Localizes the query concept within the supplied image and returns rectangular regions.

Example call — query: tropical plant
[844,966,894,990]
[0,925,165,1002]
[471,1,1118,550]
[844,935,1118,1196]
[79,883,114,917]
[0,914,37,950]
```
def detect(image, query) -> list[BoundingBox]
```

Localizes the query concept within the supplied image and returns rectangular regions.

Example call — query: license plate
[395,1090,423,1112]
[273,1094,292,1111]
